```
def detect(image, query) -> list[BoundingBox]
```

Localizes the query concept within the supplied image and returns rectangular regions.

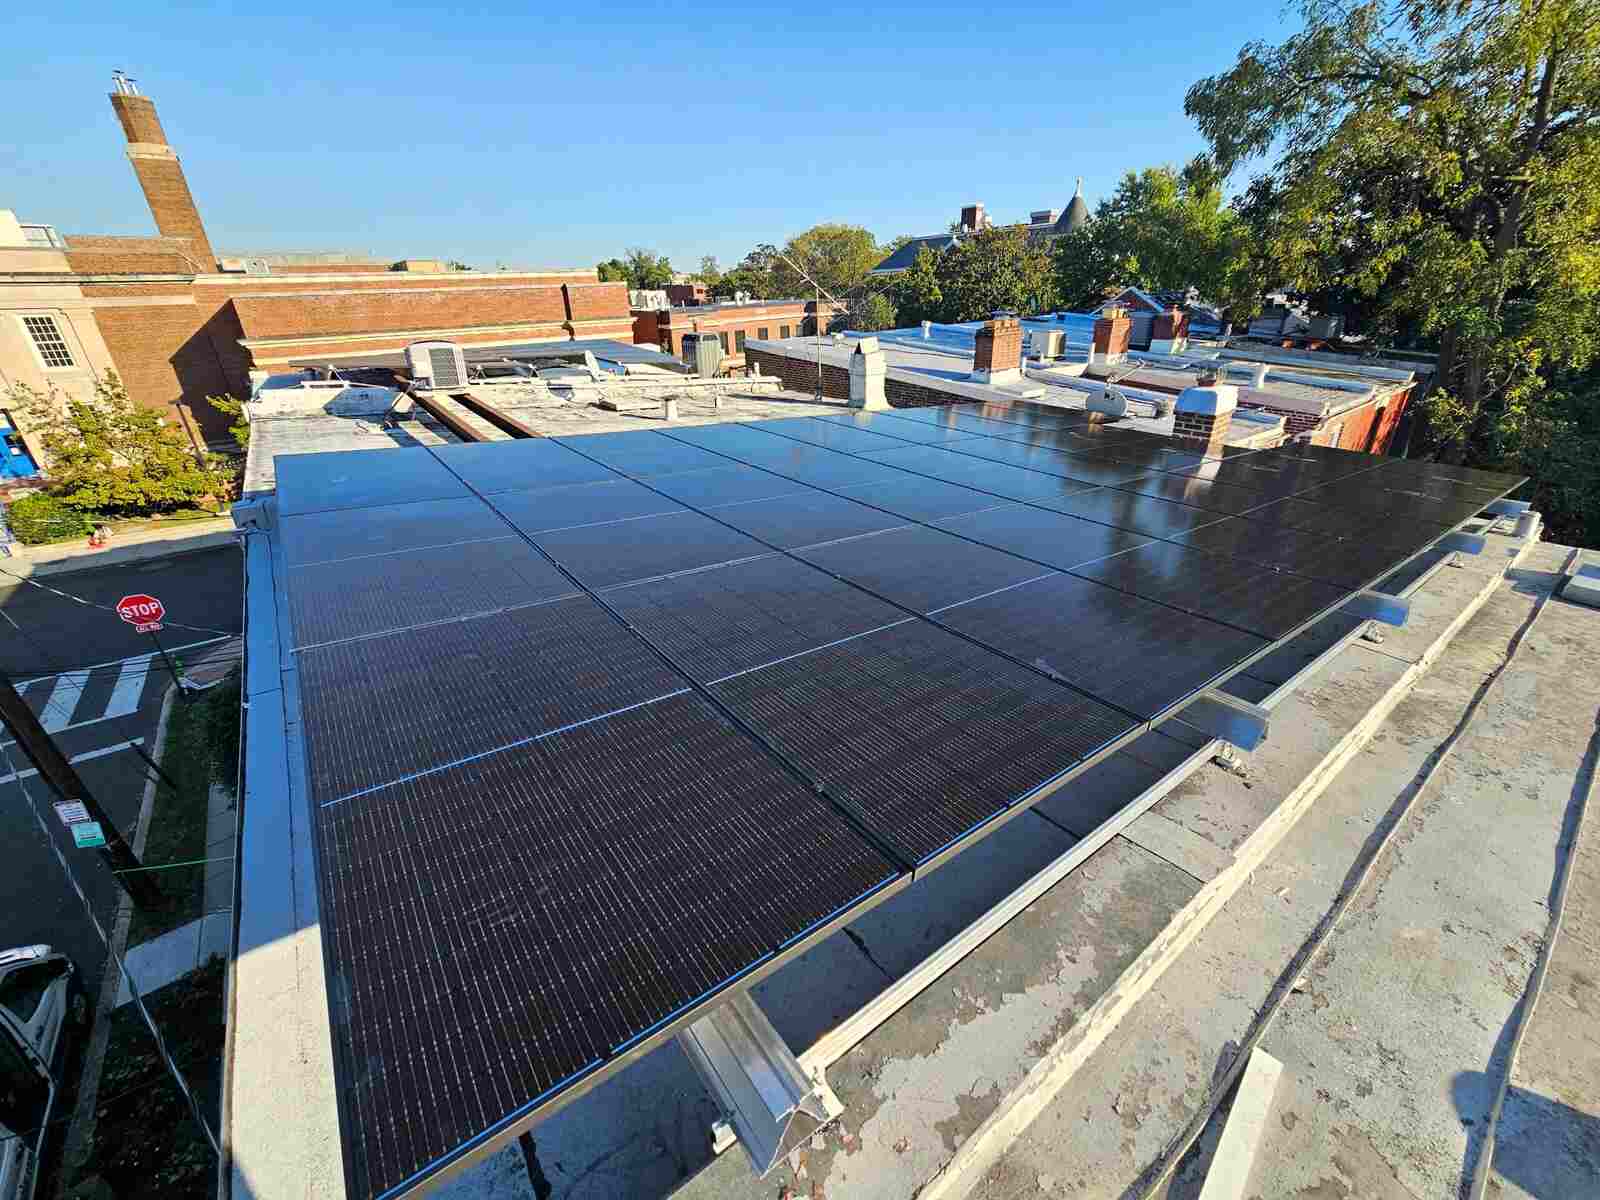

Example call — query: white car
[0,946,80,1200]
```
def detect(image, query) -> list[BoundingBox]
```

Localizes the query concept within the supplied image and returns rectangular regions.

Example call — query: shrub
[5,493,92,545]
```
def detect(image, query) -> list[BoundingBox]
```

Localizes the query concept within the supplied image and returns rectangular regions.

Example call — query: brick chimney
[1173,384,1237,446]
[108,73,215,270]
[959,203,991,233]
[1091,306,1132,365]
[971,318,1023,385]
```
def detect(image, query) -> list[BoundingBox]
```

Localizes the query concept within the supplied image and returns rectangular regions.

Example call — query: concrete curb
[1196,1049,1284,1200]
[912,530,1536,1200]
[56,682,177,1195]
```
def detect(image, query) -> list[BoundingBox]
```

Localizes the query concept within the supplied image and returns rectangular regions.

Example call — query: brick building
[635,298,843,360]
[0,75,632,445]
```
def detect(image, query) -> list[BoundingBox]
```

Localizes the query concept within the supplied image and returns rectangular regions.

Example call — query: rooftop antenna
[111,70,140,96]
[757,242,843,402]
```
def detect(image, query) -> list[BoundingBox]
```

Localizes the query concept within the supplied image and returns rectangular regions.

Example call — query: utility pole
[0,672,160,907]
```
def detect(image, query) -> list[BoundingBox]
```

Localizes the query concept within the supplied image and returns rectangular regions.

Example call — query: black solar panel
[933,572,1267,720]
[267,404,1528,1199]
[280,496,515,566]
[748,415,914,454]
[707,490,905,549]
[794,524,1050,614]
[604,554,908,682]
[531,509,771,589]
[288,538,578,647]
[815,411,989,445]
[944,436,1162,485]
[432,438,620,493]
[275,447,471,515]
[709,621,1138,865]
[837,475,1006,522]
[297,596,687,801]
[1070,540,1350,640]
[650,464,805,507]
[317,692,902,1200]
[557,430,730,477]
[490,479,684,534]
[933,504,1153,572]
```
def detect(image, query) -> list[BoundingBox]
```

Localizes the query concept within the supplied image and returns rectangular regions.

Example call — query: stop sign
[116,593,165,632]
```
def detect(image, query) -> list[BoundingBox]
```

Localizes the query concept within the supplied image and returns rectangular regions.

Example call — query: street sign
[53,800,90,826]
[71,821,106,849]
[116,593,165,634]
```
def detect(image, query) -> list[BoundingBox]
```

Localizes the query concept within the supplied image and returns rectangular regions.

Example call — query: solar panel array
[273,400,1523,1198]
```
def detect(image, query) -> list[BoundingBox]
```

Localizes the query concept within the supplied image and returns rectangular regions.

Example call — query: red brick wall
[563,282,629,321]
[975,319,1022,373]
[124,155,215,268]
[110,94,168,145]
[666,283,707,305]
[632,310,663,348]
[230,285,570,338]
[746,346,970,410]
[66,235,197,275]
[1092,315,1132,356]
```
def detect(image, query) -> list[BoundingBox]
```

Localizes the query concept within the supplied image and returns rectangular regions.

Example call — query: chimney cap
[111,70,140,96]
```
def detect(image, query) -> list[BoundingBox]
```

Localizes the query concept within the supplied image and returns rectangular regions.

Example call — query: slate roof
[869,234,958,274]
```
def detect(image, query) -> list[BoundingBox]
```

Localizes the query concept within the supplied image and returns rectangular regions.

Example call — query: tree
[596,251,674,289]
[849,293,899,332]
[695,255,723,285]
[889,247,944,326]
[1051,161,1257,317]
[1185,0,1600,465]
[7,373,234,515]
[929,226,1059,323]
[771,224,884,298]
[713,246,780,298]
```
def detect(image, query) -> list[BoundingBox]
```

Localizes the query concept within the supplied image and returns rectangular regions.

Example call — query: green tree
[623,248,674,290]
[596,257,629,283]
[713,246,780,298]
[695,255,723,285]
[7,373,234,516]
[931,226,1059,322]
[889,247,944,326]
[772,224,884,298]
[848,292,899,332]
[1186,0,1600,465]
[1051,161,1257,318]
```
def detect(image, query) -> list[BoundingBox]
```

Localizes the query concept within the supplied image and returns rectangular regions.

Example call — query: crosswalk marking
[0,738,144,786]
[30,676,78,733]
[104,654,154,721]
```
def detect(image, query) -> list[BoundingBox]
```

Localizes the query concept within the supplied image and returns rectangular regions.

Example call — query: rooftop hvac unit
[243,257,271,275]
[1029,329,1064,361]
[405,340,468,392]
[682,333,723,379]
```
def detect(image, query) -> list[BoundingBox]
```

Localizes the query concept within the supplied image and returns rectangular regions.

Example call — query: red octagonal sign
[116,593,165,633]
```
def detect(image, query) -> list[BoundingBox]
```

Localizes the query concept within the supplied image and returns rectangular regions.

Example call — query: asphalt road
[0,545,243,999]
[0,545,243,676]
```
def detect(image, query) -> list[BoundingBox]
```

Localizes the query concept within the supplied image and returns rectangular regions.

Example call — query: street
[0,545,243,1000]
[0,545,243,676]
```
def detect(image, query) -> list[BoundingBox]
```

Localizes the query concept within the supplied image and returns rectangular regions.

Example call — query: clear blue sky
[1,2,1295,272]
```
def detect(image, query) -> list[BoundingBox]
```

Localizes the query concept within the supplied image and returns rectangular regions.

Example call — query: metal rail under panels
[269,406,1523,1198]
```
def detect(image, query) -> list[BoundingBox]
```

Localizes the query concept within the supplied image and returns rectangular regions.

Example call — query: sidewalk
[4,518,235,579]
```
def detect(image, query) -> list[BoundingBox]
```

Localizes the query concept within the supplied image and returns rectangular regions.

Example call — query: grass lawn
[128,670,240,945]
[70,957,225,1199]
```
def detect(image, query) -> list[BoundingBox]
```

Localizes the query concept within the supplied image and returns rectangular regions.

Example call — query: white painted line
[0,737,144,786]
[104,654,155,720]
[33,677,77,733]
[13,635,231,689]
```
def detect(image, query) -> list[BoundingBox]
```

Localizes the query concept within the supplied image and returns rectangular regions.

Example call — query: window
[757,327,769,340]
[779,325,791,339]
[21,315,74,369]
[718,332,729,352]
[735,330,747,352]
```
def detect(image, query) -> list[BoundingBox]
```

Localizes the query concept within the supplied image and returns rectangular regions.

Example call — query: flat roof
[286,337,687,375]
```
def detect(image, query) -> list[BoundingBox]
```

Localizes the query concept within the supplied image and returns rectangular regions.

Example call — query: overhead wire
[0,558,239,635]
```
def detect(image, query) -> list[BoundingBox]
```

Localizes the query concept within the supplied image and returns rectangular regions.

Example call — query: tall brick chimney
[108,73,215,270]
[971,318,1023,385]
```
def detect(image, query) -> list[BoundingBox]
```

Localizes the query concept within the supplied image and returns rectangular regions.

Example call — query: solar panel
[793,524,1051,614]
[297,596,686,801]
[815,411,990,445]
[708,620,1138,865]
[747,415,915,454]
[603,554,908,682]
[266,403,1528,1199]
[432,438,619,493]
[280,496,515,566]
[557,430,730,477]
[275,447,470,515]
[1070,540,1350,640]
[489,479,685,534]
[933,503,1153,572]
[706,490,906,549]
[317,692,902,1199]
[530,509,771,590]
[287,538,578,648]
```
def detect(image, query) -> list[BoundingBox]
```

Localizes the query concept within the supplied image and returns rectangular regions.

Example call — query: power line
[0,560,238,636]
